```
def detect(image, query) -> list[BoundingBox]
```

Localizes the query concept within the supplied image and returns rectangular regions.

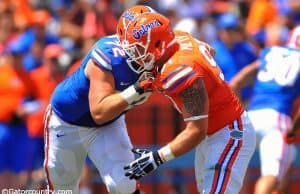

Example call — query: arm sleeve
[90,47,112,71]
[161,64,201,95]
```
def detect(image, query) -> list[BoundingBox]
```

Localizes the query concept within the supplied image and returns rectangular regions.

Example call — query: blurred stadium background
[0,0,299,193]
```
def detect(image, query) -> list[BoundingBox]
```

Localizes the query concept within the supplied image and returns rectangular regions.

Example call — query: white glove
[124,148,163,180]
[121,71,154,108]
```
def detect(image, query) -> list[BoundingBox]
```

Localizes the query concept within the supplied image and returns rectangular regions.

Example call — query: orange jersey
[26,65,63,137]
[153,31,244,135]
[29,66,63,102]
[0,64,33,122]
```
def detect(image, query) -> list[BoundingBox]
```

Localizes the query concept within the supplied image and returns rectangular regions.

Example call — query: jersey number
[112,47,126,57]
[198,45,225,80]
[258,47,300,86]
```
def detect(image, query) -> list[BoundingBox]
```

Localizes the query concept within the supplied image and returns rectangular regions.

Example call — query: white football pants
[44,106,137,194]
[195,111,256,194]
[248,108,296,181]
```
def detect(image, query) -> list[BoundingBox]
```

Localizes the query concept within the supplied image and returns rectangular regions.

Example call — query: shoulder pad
[161,64,197,92]
[90,36,123,71]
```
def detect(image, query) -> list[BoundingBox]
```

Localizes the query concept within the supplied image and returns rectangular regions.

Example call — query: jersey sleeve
[90,46,112,71]
[160,64,200,95]
[158,63,207,118]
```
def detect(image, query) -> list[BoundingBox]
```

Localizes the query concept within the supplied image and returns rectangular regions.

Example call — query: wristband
[120,85,140,105]
[153,151,164,166]
[158,144,175,162]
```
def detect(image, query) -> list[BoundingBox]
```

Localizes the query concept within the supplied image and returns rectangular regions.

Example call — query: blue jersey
[50,35,139,127]
[248,46,300,115]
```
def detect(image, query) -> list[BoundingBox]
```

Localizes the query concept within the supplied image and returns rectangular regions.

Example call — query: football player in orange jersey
[118,10,256,193]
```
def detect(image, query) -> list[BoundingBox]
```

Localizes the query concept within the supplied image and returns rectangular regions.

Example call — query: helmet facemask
[122,28,157,74]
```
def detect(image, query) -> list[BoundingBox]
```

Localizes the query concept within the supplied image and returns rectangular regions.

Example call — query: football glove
[134,71,154,94]
[124,148,163,180]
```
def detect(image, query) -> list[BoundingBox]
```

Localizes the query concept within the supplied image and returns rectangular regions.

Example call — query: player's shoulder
[93,35,123,58]
[261,45,300,58]
[174,30,208,48]
[264,45,300,52]
[284,45,300,54]
[90,35,127,71]
[96,35,119,49]
[174,30,197,50]
[156,59,197,93]
[174,30,193,40]
[174,30,211,62]
[162,46,197,74]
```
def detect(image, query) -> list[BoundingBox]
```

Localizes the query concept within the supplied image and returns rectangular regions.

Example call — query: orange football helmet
[119,12,176,73]
[117,5,155,43]
[287,25,300,49]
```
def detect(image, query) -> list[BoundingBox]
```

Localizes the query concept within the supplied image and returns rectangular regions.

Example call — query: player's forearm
[168,127,206,157]
[91,93,129,125]
[230,61,258,90]
[162,78,208,159]
[161,120,207,161]
[91,83,150,124]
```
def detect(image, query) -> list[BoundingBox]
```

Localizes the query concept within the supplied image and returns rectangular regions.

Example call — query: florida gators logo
[122,11,135,21]
[230,130,243,140]
[132,20,161,39]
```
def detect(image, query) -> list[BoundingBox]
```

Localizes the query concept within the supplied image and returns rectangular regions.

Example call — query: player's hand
[125,92,152,110]
[134,71,154,94]
[121,72,154,107]
[283,131,297,144]
[124,148,163,180]
[127,71,153,107]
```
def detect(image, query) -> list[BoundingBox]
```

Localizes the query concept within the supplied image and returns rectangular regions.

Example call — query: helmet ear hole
[155,40,161,48]
[119,29,123,36]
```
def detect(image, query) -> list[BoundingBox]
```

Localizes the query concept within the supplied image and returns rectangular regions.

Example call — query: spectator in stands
[0,43,35,190]
[0,9,16,54]
[211,12,258,102]
[82,0,118,38]
[22,9,60,72]
[245,0,278,36]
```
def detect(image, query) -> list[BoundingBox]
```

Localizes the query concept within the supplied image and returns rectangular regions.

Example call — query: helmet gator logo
[132,20,161,39]
[122,11,135,21]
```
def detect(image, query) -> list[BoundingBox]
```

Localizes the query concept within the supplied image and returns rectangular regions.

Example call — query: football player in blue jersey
[43,5,155,194]
[230,25,300,194]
